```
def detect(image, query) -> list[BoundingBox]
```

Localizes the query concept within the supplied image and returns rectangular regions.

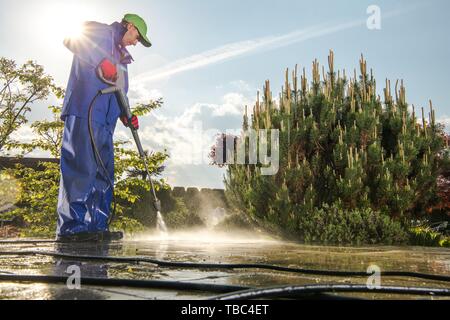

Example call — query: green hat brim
[136,29,151,47]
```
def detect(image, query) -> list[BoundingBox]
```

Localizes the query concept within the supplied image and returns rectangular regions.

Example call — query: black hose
[88,91,116,226]
[207,284,450,300]
[0,274,248,294]
[0,250,449,283]
[0,272,447,299]
[0,240,57,244]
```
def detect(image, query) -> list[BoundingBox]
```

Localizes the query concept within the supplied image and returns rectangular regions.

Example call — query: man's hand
[121,115,139,130]
[98,59,117,82]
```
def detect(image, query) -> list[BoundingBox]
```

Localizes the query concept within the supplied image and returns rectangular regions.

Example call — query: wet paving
[0,230,449,300]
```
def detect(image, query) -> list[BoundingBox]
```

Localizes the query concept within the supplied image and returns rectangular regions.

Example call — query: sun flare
[38,3,91,45]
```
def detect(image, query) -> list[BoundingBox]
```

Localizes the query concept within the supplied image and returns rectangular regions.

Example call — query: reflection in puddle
[155,241,168,260]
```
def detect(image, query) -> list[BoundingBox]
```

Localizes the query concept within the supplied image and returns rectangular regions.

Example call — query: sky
[1,0,449,189]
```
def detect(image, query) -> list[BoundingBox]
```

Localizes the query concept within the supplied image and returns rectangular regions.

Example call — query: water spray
[94,62,167,233]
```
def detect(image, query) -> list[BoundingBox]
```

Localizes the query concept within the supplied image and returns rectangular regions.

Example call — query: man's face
[121,23,140,47]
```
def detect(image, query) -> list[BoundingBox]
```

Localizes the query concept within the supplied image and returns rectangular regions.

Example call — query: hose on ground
[207,284,450,300]
[0,273,447,299]
[0,240,57,244]
[0,250,449,283]
[0,273,248,294]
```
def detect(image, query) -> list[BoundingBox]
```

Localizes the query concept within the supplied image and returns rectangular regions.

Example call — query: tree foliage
[219,51,450,244]
[0,58,55,151]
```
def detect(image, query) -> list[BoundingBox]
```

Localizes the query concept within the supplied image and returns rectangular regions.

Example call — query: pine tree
[221,51,448,244]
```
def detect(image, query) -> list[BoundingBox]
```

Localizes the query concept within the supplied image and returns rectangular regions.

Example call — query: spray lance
[92,59,163,224]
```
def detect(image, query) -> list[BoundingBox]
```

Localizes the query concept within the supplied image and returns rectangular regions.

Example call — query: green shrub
[5,162,60,237]
[439,238,450,247]
[409,226,449,247]
[164,198,204,230]
[298,203,408,245]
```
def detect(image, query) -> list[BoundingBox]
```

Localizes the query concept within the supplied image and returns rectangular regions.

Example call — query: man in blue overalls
[56,14,151,241]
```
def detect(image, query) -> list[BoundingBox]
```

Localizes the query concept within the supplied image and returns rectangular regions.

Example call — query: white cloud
[230,80,253,93]
[127,84,163,106]
[2,124,52,158]
[435,116,450,132]
[212,93,251,117]
[142,92,249,164]
[114,91,250,188]
[9,124,35,143]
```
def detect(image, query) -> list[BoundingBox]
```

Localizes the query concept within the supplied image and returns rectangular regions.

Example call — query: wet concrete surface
[0,230,449,300]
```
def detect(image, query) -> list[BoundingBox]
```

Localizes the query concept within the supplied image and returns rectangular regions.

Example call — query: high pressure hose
[0,273,448,299]
[0,273,248,294]
[99,84,164,228]
[206,284,450,300]
[0,250,449,283]
[88,91,117,226]
[88,88,163,229]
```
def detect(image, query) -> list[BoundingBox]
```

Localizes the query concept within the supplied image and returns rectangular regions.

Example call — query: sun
[38,3,91,45]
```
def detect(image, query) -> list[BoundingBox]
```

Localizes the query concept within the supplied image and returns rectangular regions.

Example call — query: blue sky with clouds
[1,0,450,188]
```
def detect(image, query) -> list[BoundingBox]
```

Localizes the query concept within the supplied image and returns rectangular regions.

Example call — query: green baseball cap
[122,13,152,47]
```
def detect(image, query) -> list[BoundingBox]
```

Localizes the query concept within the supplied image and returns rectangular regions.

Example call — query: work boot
[98,231,123,241]
[57,231,123,242]
[56,232,97,242]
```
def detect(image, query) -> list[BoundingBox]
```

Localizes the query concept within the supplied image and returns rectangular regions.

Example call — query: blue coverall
[56,21,133,236]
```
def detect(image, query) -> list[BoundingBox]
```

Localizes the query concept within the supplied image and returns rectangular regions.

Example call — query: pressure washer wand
[100,86,161,213]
